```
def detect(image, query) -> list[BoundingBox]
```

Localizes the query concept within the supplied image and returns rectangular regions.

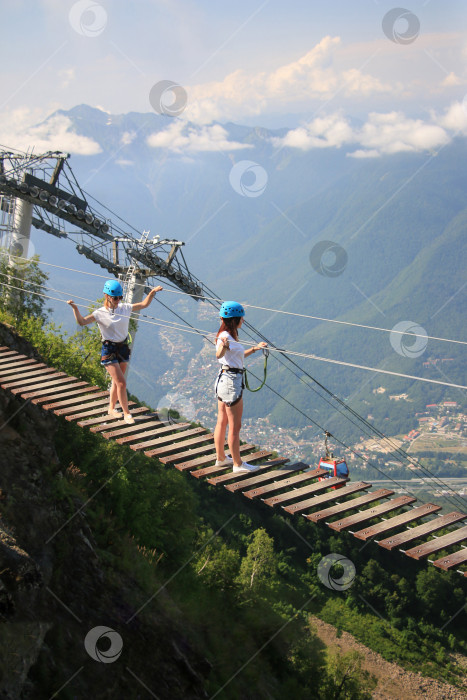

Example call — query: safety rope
[244,348,269,392]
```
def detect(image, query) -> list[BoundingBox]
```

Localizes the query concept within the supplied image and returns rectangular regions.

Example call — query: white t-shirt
[217,331,245,369]
[93,303,132,342]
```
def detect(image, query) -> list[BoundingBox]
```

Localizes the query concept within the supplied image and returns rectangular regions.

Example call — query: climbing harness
[244,347,269,393]
[100,337,131,364]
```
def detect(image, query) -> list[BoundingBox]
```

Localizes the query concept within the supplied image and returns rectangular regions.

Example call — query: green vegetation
[1,260,466,697]
[0,256,106,389]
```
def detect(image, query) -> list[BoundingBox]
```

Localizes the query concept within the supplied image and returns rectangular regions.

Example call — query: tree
[194,539,240,591]
[0,252,50,321]
[321,650,377,699]
[237,528,278,593]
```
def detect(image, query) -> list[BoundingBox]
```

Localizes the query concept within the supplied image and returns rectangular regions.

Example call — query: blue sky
[1,0,466,153]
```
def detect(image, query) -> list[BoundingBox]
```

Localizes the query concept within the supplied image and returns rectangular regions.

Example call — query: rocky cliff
[0,323,210,700]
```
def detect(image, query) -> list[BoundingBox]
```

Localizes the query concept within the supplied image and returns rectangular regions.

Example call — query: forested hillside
[0,273,466,698]
[30,106,467,446]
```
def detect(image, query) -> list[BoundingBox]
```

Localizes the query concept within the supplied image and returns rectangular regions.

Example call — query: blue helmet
[103,279,123,297]
[219,300,245,318]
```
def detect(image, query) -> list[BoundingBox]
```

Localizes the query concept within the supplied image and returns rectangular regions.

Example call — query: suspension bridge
[0,145,466,577]
[0,344,465,576]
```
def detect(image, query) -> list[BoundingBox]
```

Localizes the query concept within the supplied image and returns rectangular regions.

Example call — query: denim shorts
[215,369,244,407]
[100,340,131,366]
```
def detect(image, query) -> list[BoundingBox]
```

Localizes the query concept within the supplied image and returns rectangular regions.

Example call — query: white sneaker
[215,456,233,467]
[232,462,260,473]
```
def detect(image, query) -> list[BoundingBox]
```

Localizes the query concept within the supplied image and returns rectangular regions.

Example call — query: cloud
[0,109,102,155]
[120,131,136,146]
[266,36,342,96]
[437,100,467,134]
[441,72,463,87]
[146,122,251,153]
[185,36,393,124]
[273,106,459,157]
[58,67,75,89]
[275,113,355,150]
[355,111,450,156]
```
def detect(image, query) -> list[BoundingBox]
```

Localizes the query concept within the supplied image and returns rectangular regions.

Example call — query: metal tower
[0,148,205,338]
[0,148,204,300]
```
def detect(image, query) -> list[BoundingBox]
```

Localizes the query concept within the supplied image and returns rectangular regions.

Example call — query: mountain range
[28,105,467,444]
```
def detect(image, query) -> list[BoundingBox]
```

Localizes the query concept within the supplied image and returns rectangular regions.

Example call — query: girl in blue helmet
[67,280,162,424]
[214,301,267,472]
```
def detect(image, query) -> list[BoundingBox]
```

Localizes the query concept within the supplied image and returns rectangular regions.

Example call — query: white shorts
[215,369,244,407]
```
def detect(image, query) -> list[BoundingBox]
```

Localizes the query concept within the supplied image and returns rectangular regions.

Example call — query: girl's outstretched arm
[67,300,96,326]
[244,341,267,358]
[132,286,163,311]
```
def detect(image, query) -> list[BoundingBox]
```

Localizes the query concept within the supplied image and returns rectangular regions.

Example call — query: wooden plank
[115,422,190,445]
[378,512,466,550]
[1,367,57,384]
[205,451,275,484]
[32,385,101,404]
[307,489,395,523]
[0,351,24,361]
[186,446,258,475]
[328,496,416,532]
[144,432,214,458]
[353,503,442,541]
[0,367,57,382]
[204,450,272,486]
[220,459,289,485]
[65,400,137,421]
[130,427,207,453]
[162,442,222,466]
[22,380,87,400]
[404,525,467,560]
[0,355,39,365]
[263,477,346,507]
[8,372,68,394]
[89,409,154,431]
[77,402,149,426]
[163,440,225,466]
[101,419,170,439]
[66,405,113,420]
[54,397,110,416]
[43,391,108,410]
[4,372,68,390]
[225,462,307,493]
[242,467,327,500]
[284,481,372,515]
[433,548,467,571]
[0,359,45,373]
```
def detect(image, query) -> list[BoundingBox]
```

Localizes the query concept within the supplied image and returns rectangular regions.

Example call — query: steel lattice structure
[0,147,204,301]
